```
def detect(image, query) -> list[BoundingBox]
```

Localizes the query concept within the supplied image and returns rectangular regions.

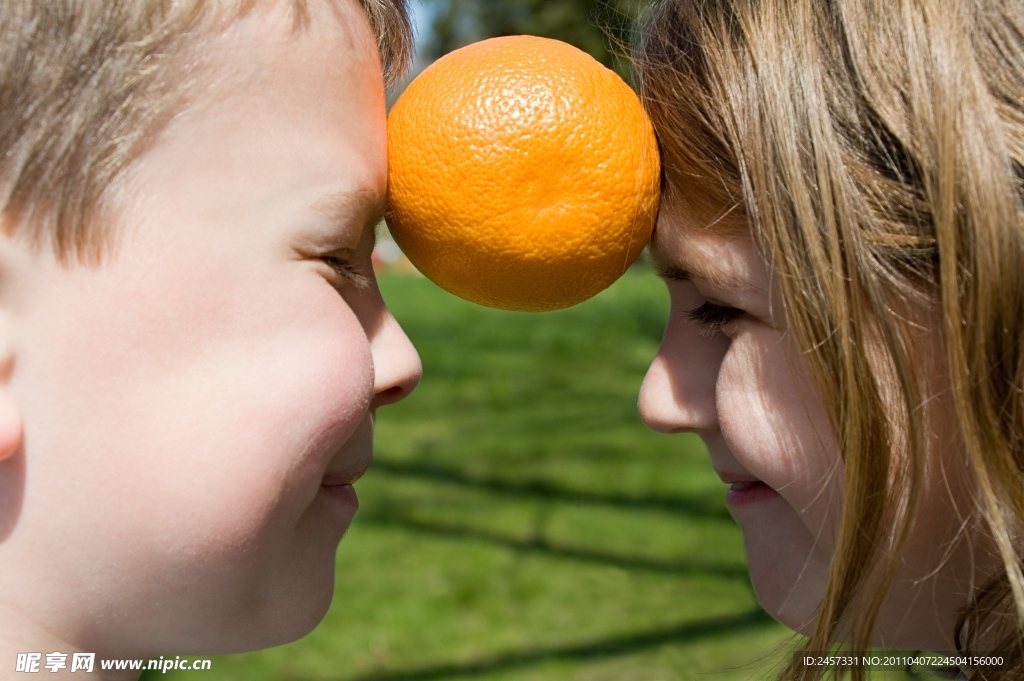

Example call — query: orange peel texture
[387,35,661,312]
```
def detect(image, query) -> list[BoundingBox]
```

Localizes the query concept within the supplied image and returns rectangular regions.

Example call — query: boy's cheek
[12,258,373,622]
[22,252,372,447]
[55,316,368,500]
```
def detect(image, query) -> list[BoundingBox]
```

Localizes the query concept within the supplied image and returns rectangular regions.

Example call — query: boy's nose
[638,313,727,434]
[369,309,421,408]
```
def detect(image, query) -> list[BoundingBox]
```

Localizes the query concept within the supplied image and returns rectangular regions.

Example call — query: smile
[321,445,374,489]
[724,480,779,508]
[317,459,369,516]
[320,464,371,488]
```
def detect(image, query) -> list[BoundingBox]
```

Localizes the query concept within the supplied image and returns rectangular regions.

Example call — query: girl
[634,0,1024,678]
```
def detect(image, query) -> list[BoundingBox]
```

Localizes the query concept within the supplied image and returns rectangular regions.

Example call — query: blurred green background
[413,0,646,81]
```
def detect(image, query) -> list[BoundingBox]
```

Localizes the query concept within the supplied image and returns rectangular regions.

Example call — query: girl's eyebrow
[649,242,761,294]
[651,260,696,282]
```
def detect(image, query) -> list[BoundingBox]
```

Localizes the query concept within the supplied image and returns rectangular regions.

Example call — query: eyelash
[322,255,372,290]
[686,301,743,335]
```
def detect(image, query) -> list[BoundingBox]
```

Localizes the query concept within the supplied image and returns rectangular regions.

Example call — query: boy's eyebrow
[313,187,387,236]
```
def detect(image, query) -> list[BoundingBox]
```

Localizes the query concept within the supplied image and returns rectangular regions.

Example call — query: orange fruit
[386,35,660,312]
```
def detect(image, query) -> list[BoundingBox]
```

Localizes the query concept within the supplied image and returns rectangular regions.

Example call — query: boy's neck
[0,602,139,681]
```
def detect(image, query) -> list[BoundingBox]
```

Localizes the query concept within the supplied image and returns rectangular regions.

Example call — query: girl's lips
[725,480,780,508]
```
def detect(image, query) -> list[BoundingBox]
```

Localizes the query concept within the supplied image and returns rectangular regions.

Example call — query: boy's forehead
[191,0,381,96]
[116,0,388,250]
[161,0,386,159]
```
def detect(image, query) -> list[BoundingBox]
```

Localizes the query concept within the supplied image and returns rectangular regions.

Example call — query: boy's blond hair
[638,0,1024,677]
[0,0,412,262]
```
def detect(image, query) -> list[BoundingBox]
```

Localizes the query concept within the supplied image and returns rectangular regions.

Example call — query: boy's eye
[321,255,372,291]
[685,301,743,336]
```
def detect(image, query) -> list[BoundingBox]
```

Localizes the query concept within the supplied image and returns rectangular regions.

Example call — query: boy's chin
[248,566,338,652]
[179,559,338,655]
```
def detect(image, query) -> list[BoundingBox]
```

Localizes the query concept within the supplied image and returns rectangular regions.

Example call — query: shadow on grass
[370,459,732,521]
[343,608,774,681]
[359,514,750,579]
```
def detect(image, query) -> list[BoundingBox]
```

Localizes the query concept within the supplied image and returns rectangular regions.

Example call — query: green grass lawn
[144,268,938,681]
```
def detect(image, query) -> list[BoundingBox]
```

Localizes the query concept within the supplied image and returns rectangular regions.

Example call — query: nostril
[374,384,409,407]
[378,386,403,401]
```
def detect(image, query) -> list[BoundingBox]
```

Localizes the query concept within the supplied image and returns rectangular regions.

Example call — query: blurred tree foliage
[418,0,649,80]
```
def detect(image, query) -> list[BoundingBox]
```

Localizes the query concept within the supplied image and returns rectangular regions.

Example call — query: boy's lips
[321,453,373,487]
[321,416,375,488]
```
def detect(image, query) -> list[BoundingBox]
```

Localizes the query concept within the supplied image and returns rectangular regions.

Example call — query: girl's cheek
[715,336,775,457]
[716,330,844,533]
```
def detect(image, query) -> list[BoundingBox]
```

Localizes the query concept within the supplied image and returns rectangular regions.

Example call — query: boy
[0,0,421,673]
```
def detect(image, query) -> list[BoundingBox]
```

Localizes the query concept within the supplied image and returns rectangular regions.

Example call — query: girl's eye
[686,301,743,335]
[322,255,372,291]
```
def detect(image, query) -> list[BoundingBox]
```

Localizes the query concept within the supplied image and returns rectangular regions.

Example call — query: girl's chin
[736,502,831,632]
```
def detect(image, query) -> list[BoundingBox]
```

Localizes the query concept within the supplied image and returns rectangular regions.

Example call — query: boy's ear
[0,318,20,463]
[0,222,22,463]
[0,395,20,463]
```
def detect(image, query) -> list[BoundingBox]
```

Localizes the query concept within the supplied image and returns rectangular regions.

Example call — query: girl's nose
[638,287,729,433]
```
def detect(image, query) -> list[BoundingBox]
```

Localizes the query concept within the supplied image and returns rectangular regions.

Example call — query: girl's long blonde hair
[636,0,1024,678]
